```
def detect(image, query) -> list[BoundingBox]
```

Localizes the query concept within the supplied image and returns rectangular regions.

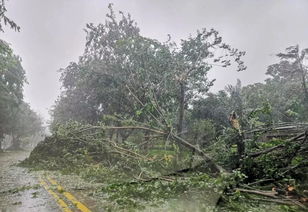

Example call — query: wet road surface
[0,151,60,212]
[0,151,227,212]
[0,151,101,212]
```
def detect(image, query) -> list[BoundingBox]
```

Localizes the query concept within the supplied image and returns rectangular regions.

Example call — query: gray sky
[2,0,308,120]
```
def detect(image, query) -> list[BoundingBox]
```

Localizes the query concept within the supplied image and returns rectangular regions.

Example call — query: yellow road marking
[47,177,92,212]
[39,179,73,212]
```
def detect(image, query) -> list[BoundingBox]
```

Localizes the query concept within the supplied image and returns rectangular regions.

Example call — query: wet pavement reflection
[0,151,60,212]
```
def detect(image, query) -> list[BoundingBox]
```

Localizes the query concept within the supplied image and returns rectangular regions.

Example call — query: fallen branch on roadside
[248,144,284,158]
[251,197,307,209]
[171,133,227,173]
[69,124,227,174]
[248,131,308,158]
[236,188,308,209]
[236,188,278,198]
[247,179,274,186]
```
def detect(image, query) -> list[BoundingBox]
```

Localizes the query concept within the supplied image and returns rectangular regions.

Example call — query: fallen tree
[22,121,308,211]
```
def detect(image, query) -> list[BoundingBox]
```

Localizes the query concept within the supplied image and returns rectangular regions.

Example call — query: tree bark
[298,55,308,101]
[236,188,278,198]
[300,68,308,101]
[171,133,226,173]
[8,135,22,150]
[0,130,3,152]
[249,144,284,158]
[177,83,185,134]
[236,134,245,159]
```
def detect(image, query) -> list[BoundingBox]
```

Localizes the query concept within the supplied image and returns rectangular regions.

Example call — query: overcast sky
[1,0,308,121]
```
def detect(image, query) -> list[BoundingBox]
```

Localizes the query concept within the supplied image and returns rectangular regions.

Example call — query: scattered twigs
[131,161,215,185]
[133,175,175,182]
[77,125,166,135]
[109,141,153,161]
[124,84,226,174]
[69,122,226,175]
[248,131,307,158]
[251,197,305,208]
[171,133,226,173]
[248,144,284,158]
[236,188,308,209]
[126,85,165,128]
[236,188,277,198]
[281,160,308,175]
[287,198,308,209]
[137,135,162,147]
[110,150,141,161]
[244,123,308,141]
[137,139,155,148]
[72,124,226,173]
[138,135,164,147]
[292,130,308,141]
[247,179,274,186]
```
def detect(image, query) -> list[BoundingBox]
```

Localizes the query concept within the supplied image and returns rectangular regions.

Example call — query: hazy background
[1,0,308,121]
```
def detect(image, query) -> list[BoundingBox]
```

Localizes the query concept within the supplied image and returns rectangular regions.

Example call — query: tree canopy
[52,4,246,134]
[0,0,20,32]
[0,40,26,140]
[0,37,42,150]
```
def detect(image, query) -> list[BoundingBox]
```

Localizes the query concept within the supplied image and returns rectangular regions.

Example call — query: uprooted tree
[25,4,308,211]
[52,4,245,143]
[47,4,248,173]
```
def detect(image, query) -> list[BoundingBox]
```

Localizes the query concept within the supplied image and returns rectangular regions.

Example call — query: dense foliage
[0,36,42,150]
[51,4,245,133]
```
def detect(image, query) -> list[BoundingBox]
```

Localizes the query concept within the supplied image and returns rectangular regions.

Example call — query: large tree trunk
[236,133,245,167]
[171,133,226,173]
[301,71,308,101]
[177,83,185,134]
[8,135,22,150]
[298,57,308,101]
[0,130,3,152]
[299,66,308,120]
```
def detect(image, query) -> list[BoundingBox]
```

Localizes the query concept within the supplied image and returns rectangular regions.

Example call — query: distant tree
[7,102,43,150]
[51,88,100,125]
[192,73,306,133]
[191,91,230,132]
[53,6,176,126]
[173,30,246,134]
[267,45,308,102]
[225,79,243,119]
[0,1,40,151]
[0,0,23,151]
[0,40,26,150]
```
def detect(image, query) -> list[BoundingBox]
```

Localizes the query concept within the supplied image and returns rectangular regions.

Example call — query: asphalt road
[0,151,60,212]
